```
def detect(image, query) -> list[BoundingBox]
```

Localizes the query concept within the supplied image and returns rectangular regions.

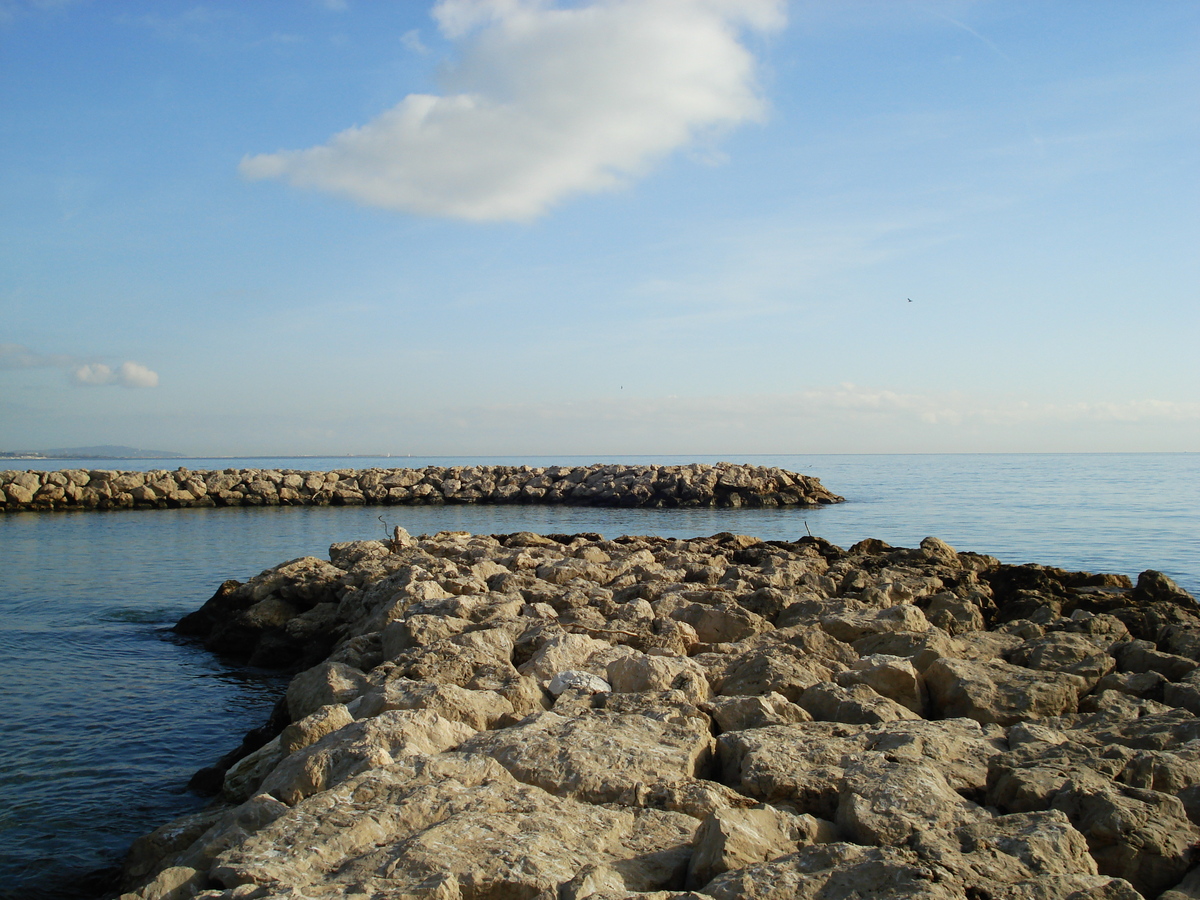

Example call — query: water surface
[1,453,1195,897]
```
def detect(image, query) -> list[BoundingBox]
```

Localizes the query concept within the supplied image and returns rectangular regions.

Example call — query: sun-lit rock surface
[121,527,1200,900]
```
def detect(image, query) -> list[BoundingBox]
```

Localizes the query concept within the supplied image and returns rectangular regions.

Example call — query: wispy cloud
[383,385,1200,453]
[240,0,785,221]
[1,343,159,388]
[0,343,75,370]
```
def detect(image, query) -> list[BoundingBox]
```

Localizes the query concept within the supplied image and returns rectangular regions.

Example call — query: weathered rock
[835,654,927,714]
[259,709,476,805]
[456,710,715,806]
[704,692,812,732]
[353,678,515,731]
[121,527,1200,900]
[608,652,711,704]
[697,842,961,900]
[210,754,697,898]
[925,657,1085,725]
[1051,780,1200,896]
[687,805,833,888]
[798,681,922,725]
[285,660,370,721]
[836,756,987,846]
[819,604,932,644]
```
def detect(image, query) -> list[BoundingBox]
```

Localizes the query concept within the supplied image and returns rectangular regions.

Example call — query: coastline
[118,518,1200,900]
[0,463,842,513]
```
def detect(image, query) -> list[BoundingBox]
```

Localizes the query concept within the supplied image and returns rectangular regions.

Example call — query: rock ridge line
[0,462,842,513]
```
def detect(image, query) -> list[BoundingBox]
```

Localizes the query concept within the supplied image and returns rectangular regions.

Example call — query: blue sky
[1,0,1196,455]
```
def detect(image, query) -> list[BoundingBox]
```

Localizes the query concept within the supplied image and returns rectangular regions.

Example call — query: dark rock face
[124,530,1200,900]
[0,462,843,512]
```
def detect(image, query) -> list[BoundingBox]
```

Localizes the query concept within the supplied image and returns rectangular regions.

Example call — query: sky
[1,0,1197,456]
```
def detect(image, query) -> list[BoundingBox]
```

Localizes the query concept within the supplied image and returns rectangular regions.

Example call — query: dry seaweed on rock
[122,529,1200,900]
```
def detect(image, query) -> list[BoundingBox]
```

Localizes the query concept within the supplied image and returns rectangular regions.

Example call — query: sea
[0,453,1196,898]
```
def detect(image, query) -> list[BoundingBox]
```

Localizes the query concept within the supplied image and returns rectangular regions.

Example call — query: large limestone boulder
[1051,780,1200,897]
[835,757,988,846]
[285,660,370,721]
[709,645,836,702]
[607,652,711,704]
[259,709,475,805]
[924,657,1085,725]
[210,754,698,897]
[686,805,833,888]
[456,710,715,806]
[835,653,927,714]
[703,692,812,733]
[697,842,962,900]
[798,681,922,726]
[353,678,515,731]
[719,722,867,818]
[518,632,616,686]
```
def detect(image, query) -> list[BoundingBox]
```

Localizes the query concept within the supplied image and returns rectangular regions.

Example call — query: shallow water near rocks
[0,452,1195,897]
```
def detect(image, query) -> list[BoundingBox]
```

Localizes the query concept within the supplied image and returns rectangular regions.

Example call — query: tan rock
[607,652,711,704]
[687,805,832,888]
[285,660,370,721]
[798,681,922,725]
[210,753,696,898]
[456,710,714,805]
[925,657,1085,726]
[836,756,988,846]
[698,842,962,899]
[819,604,932,643]
[517,631,615,686]
[704,692,812,732]
[354,678,514,731]
[835,654,927,714]
[1052,780,1200,897]
[260,709,475,805]
[279,703,355,755]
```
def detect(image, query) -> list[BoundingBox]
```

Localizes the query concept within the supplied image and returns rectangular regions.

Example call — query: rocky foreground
[123,528,1200,900]
[0,463,841,512]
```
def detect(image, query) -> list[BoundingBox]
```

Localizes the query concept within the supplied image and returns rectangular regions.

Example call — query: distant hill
[0,445,186,460]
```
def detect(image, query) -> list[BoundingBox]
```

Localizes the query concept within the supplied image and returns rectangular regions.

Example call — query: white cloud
[116,361,160,388]
[71,363,116,386]
[2,343,159,388]
[240,0,785,220]
[70,360,160,388]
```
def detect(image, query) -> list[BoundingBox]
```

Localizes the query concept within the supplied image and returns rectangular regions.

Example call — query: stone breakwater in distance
[121,528,1200,900]
[0,463,843,513]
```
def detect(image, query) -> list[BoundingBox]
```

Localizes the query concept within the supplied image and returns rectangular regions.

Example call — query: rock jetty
[122,529,1200,900]
[0,463,842,512]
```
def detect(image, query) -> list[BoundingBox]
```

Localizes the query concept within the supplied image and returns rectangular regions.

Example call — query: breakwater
[121,526,1200,900]
[0,462,842,512]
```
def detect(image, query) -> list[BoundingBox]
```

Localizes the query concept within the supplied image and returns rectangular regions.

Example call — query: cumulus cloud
[0,343,159,387]
[240,0,785,220]
[71,361,160,388]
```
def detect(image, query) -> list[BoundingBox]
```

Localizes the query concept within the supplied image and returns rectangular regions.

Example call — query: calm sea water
[0,453,1196,898]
